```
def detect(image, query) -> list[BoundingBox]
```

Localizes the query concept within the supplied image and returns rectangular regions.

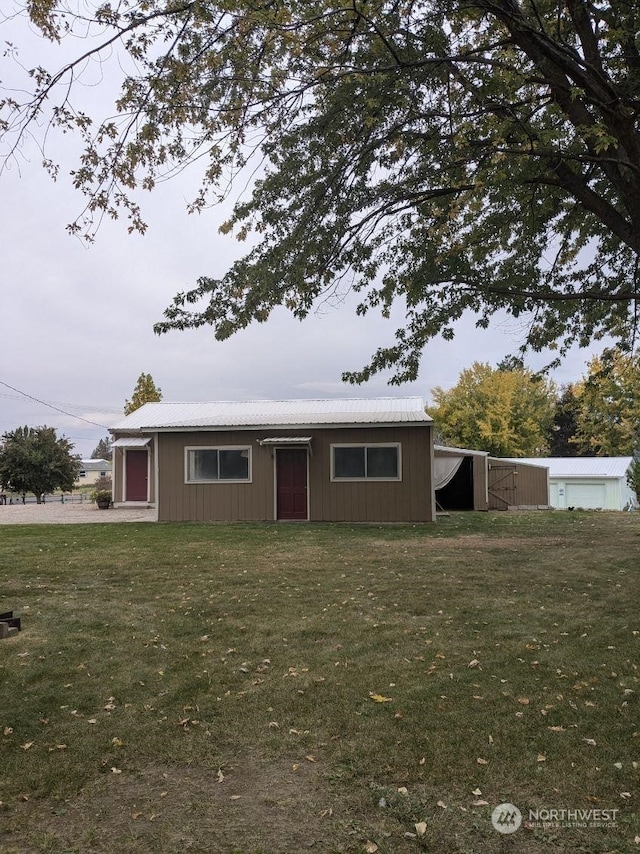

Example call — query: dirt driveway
[0,502,156,525]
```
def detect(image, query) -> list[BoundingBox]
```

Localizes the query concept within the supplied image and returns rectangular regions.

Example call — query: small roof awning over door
[257,436,313,455]
[111,437,152,448]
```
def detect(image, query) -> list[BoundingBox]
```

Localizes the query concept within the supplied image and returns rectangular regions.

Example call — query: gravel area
[0,502,156,525]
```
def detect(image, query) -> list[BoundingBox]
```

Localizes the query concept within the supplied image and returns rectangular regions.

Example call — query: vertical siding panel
[149,424,432,523]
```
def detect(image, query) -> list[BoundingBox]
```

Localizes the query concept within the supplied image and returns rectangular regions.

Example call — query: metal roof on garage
[510,457,633,478]
[110,397,431,431]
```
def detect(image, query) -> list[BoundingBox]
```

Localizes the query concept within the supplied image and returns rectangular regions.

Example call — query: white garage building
[514,457,636,510]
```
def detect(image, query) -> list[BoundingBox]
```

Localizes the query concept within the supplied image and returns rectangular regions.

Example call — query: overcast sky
[0,10,603,458]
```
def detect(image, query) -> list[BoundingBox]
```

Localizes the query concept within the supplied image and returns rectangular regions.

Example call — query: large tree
[0,426,80,502]
[548,383,584,456]
[2,2,640,381]
[428,362,556,457]
[123,373,163,416]
[573,349,640,455]
[91,436,113,462]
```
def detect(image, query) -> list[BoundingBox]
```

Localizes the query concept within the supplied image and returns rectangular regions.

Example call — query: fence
[0,492,95,506]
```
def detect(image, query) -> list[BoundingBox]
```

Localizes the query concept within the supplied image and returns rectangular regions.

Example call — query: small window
[331,444,400,481]
[79,471,86,478]
[186,447,251,483]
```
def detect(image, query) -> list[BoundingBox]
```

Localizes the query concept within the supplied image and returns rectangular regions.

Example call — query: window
[331,444,401,481]
[186,447,251,483]
[79,471,86,478]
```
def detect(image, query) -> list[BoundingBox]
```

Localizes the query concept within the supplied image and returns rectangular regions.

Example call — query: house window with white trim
[186,447,251,483]
[331,444,401,481]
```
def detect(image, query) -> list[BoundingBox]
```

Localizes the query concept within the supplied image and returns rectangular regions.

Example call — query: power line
[0,390,120,414]
[0,379,111,428]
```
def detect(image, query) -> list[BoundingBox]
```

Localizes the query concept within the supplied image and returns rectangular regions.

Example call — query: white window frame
[185,446,252,484]
[330,443,402,482]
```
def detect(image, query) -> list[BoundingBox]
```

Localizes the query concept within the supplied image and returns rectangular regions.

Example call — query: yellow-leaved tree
[124,373,162,416]
[428,362,556,458]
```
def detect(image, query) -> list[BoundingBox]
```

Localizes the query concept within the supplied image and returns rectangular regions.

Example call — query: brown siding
[113,447,124,503]
[488,459,549,509]
[152,425,433,523]
[472,455,488,511]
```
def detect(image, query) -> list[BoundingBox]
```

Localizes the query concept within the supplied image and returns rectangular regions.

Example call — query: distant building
[76,459,112,486]
[510,457,635,510]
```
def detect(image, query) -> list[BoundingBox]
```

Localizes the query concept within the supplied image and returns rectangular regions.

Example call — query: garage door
[565,482,607,509]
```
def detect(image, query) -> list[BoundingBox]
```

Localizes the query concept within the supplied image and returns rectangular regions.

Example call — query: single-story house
[76,459,112,486]
[435,445,549,510]
[511,457,636,510]
[109,397,435,523]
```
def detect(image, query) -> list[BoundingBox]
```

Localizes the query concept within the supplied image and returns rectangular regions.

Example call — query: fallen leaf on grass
[583,738,597,746]
[415,822,427,837]
[111,768,122,774]
[364,842,378,853]
[217,769,225,783]
[473,800,489,806]
[21,742,33,751]
[437,800,447,809]
[472,788,482,796]
[369,693,393,703]
[476,758,489,765]
[537,754,546,762]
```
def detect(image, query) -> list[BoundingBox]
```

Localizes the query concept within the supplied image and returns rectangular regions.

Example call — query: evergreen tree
[91,436,112,461]
[549,385,584,457]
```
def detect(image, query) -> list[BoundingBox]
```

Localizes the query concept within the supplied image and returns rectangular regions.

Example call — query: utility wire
[0,379,112,428]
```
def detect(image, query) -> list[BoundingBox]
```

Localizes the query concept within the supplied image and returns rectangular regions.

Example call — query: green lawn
[0,512,638,853]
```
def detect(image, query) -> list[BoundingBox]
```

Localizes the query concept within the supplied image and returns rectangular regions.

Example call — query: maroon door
[276,449,308,520]
[125,450,148,501]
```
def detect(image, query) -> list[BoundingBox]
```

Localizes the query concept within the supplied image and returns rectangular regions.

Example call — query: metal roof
[110,397,431,431]
[510,457,634,478]
[434,444,489,457]
[79,459,112,470]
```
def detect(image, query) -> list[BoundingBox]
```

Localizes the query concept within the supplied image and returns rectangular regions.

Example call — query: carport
[435,446,550,511]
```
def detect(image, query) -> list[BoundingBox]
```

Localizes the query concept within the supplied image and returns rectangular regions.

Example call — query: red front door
[276,448,308,520]
[125,450,148,502]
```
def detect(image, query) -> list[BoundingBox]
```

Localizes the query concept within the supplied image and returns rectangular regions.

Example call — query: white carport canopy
[434,455,465,490]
